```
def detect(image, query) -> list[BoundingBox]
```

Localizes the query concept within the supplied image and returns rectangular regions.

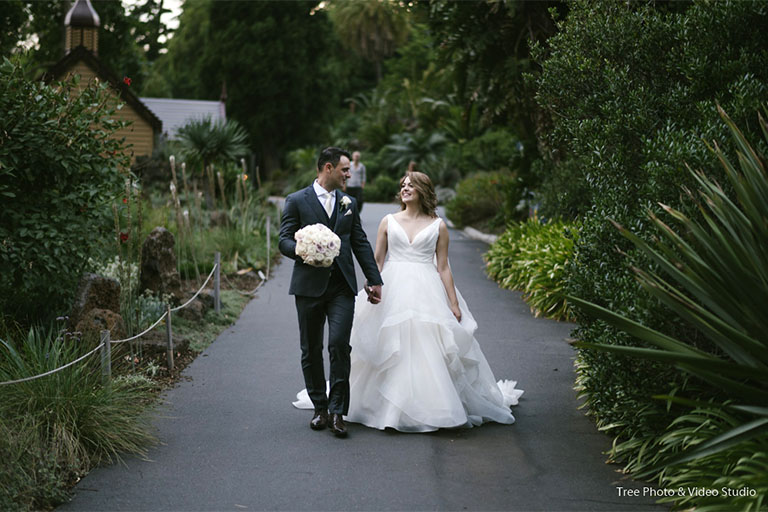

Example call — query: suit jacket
[279,185,382,297]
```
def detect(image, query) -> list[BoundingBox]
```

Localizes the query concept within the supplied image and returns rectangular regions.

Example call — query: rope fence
[0,244,271,386]
[0,341,107,386]
[170,263,218,313]
[223,270,266,296]
[110,310,169,345]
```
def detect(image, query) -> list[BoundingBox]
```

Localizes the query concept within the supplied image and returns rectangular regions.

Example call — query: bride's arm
[435,220,461,322]
[374,216,389,272]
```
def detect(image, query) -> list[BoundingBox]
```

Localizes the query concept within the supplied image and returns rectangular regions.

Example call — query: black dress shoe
[329,413,347,437]
[310,409,328,430]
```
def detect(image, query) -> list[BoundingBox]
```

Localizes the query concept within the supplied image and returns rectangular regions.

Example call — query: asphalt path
[61,202,663,512]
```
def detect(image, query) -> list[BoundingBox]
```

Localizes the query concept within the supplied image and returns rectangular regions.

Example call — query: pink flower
[123,76,132,86]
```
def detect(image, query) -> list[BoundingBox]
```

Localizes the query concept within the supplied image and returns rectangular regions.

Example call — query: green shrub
[533,0,768,457]
[571,108,768,510]
[281,168,317,196]
[0,55,129,324]
[363,174,399,203]
[0,414,79,511]
[279,146,323,196]
[485,218,578,321]
[0,324,156,510]
[382,130,448,174]
[531,156,591,220]
[445,128,524,179]
[445,170,524,229]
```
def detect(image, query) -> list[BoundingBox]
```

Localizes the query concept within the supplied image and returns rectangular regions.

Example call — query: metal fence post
[266,216,271,281]
[100,330,111,384]
[214,251,221,313]
[166,304,174,371]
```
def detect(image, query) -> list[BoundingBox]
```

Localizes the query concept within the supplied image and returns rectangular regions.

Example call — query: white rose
[294,223,340,267]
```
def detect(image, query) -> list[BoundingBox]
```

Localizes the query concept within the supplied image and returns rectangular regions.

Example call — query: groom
[279,147,383,438]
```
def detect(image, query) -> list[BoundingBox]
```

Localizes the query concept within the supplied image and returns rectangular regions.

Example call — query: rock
[139,227,182,299]
[75,308,126,341]
[198,289,216,311]
[70,273,121,327]
[177,298,205,321]
[175,288,220,321]
[136,331,189,353]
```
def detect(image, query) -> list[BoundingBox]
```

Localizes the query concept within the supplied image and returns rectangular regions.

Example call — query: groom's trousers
[294,268,355,415]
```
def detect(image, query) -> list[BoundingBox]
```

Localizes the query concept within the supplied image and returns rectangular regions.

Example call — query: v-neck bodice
[386,214,441,264]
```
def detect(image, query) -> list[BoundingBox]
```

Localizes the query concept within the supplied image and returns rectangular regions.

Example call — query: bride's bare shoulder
[438,218,450,238]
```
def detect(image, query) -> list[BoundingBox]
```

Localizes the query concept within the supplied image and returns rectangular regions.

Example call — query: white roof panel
[140,97,226,140]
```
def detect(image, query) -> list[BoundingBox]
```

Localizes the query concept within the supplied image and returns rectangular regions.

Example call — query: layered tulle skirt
[294,259,523,432]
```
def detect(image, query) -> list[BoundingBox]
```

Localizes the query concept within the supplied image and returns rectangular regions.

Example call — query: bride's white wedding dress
[293,214,523,432]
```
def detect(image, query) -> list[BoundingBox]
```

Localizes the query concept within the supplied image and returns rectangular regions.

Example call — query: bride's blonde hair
[398,171,437,218]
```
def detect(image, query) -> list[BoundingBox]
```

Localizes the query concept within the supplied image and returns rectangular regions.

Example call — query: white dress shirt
[313,180,335,216]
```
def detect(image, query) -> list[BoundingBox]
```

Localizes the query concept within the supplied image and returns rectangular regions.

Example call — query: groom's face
[325,155,351,191]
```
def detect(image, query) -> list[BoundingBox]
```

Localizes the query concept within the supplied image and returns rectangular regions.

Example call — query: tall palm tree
[176,117,249,210]
[328,0,410,82]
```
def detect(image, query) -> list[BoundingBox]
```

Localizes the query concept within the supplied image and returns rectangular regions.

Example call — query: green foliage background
[446,171,524,230]
[534,0,768,477]
[2,0,768,507]
[0,56,128,323]
[153,0,375,176]
[485,218,578,321]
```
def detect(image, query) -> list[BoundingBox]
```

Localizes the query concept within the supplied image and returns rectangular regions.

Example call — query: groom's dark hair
[317,147,351,172]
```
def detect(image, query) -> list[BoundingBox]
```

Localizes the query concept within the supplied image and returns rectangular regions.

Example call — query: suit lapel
[304,186,331,227]
[333,190,344,232]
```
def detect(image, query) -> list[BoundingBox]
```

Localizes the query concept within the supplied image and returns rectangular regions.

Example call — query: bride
[295,171,523,432]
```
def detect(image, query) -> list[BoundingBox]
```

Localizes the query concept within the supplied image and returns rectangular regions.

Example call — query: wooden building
[44,0,162,161]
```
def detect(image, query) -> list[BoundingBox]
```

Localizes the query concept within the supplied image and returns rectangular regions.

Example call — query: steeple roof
[65,0,100,28]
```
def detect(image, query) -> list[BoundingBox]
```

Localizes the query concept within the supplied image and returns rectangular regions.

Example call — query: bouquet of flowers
[294,223,341,267]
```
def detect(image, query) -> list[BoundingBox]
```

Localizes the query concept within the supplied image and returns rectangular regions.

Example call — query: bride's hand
[450,303,462,323]
[365,284,382,304]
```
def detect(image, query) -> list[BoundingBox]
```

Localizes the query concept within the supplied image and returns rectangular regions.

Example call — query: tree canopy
[328,0,411,82]
[155,0,369,174]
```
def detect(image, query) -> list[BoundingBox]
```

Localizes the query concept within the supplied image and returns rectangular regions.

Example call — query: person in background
[347,151,366,213]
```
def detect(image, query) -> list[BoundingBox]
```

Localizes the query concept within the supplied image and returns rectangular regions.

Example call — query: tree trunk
[259,142,281,181]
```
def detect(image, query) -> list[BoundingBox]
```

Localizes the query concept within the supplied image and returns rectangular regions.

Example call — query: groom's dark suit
[279,185,382,415]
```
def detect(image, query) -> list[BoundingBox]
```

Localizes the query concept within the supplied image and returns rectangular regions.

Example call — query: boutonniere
[339,195,352,212]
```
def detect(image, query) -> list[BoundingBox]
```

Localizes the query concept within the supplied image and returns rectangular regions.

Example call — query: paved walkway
[61,203,662,511]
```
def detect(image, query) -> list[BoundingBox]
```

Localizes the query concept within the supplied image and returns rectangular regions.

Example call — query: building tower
[64,0,100,56]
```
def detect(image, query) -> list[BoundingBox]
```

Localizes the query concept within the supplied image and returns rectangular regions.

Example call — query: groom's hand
[365,284,382,304]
